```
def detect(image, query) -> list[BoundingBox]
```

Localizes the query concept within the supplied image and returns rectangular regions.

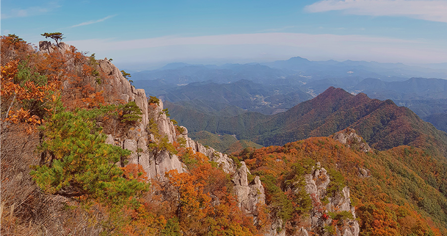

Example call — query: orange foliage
[237,136,446,235]
[164,151,257,235]
[122,164,148,183]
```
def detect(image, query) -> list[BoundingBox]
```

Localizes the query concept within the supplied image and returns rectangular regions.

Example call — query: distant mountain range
[167,87,447,156]
[133,56,447,133]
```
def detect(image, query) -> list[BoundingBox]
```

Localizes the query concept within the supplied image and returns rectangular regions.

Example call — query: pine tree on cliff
[41,32,64,46]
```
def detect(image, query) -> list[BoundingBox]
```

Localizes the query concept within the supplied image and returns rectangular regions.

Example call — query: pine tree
[31,107,148,205]
[121,101,143,124]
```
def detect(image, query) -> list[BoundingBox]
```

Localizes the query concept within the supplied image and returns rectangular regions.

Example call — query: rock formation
[299,165,359,236]
[267,163,360,236]
[232,162,266,222]
[332,128,372,153]
[37,41,364,235]
[38,41,266,222]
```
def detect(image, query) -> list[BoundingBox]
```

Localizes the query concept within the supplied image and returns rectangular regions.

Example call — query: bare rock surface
[233,162,266,221]
[333,128,371,153]
[266,163,359,236]
[301,165,359,236]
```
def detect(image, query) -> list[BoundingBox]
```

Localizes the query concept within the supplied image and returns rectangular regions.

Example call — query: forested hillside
[169,87,447,157]
[134,63,447,133]
[235,129,447,235]
[2,35,447,236]
[0,35,263,235]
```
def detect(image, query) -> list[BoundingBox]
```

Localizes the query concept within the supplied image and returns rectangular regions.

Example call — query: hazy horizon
[3,0,447,70]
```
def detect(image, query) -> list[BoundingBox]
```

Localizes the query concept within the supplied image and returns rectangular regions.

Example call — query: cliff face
[71,45,360,236]
[300,166,359,236]
[266,164,360,236]
[39,42,267,220]
[36,42,361,235]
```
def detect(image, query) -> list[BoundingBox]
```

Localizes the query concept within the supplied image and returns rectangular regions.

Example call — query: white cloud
[64,33,447,65]
[67,33,416,51]
[2,6,53,19]
[71,15,117,28]
[305,0,447,23]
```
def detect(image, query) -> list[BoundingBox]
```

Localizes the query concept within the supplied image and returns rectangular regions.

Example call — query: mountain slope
[235,129,447,235]
[170,87,447,158]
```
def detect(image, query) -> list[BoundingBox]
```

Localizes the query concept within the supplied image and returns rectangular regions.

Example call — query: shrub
[121,101,143,124]
[148,96,160,105]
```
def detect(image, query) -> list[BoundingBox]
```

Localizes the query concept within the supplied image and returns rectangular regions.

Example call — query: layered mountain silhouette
[168,87,447,157]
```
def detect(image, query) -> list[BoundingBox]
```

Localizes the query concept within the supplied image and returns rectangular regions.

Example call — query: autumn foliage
[3,34,447,236]
[236,136,447,235]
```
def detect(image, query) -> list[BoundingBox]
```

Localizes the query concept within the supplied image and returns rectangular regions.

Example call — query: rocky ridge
[96,56,267,221]
[37,41,266,219]
[267,162,360,236]
[39,41,361,235]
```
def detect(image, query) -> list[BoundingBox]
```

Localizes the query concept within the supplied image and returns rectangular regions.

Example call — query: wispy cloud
[67,33,417,51]
[305,0,447,23]
[259,26,296,33]
[65,33,447,64]
[1,4,59,19]
[71,15,117,28]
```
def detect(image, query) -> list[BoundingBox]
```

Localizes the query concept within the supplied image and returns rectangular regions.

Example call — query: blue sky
[2,0,447,70]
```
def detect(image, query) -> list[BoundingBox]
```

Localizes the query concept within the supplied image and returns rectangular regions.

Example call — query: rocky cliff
[73,45,361,236]
[266,162,360,236]
[300,164,359,236]
[36,42,266,221]
[37,41,363,235]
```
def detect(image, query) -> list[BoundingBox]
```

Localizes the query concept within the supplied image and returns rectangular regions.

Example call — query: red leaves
[122,164,148,183]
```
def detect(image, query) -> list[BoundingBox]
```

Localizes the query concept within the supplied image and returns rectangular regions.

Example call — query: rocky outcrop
[358,167,371,178]
[333,128,371,153]
[38,41,265,227]
[297,164,359,236]
[232,162,266,221]
[39,41,71,54]
[266,162,359,236]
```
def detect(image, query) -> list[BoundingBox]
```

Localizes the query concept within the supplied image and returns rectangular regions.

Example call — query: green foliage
[41,32,64,46]
[148,118,160,140]
[14,61,53,119]
[282,161,313,214]
[326,168,345,196]
[177,136,186,147]
[7,34,23,43]
[171,119,178,125]
[121,70,131,79]
[162,108,170,117]
[328,211,354,222]
[261,175,294,222]
[324,225,335,234]
[162,217,181,235]
[121,101,143,124]
[16,60,48,86]
[176,125,185,134]
[230,155,242,168]
[159,136,178,155]
[148,95,160,105]
[179,150,198,168]
[31,107,148,205]
[92,70,100,77]
[147,118,177,155]
[89,53,98,66]
[247,173,255,183]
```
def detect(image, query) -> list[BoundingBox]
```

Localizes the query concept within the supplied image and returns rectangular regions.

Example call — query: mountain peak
[314,86,352,102]
[287,56,310,62]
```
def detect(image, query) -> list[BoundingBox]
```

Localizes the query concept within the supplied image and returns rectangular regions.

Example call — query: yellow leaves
[1,60,19,80]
